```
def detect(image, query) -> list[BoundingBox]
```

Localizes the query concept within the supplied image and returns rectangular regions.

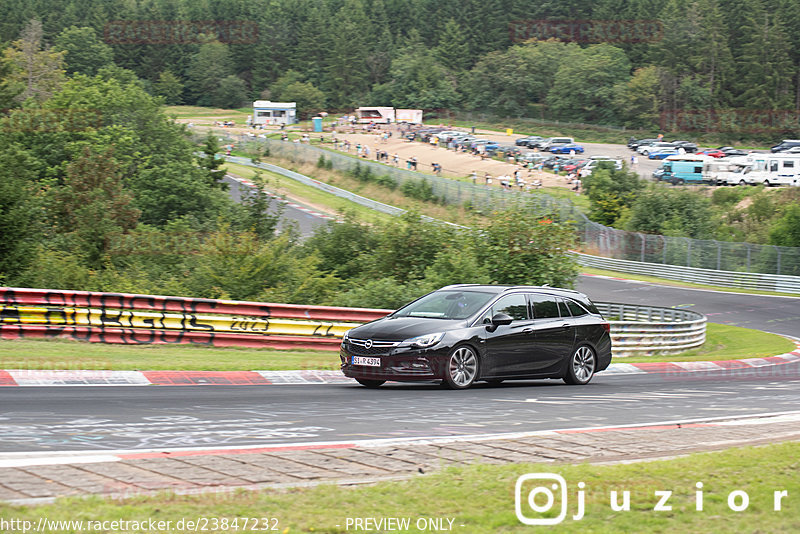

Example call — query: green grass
[224,161,393,224]
[581,266,800,298]
[0,338,339,371]
[618,322,795,363]
[4,442,800,532]
[227,154,484,227]
[0,322,792,371]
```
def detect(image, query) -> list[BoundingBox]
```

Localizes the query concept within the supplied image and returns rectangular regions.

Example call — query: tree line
[1,0,798,130]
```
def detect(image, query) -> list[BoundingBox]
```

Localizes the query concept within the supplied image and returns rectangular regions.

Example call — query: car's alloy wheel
[356,378,386,388]
[564,345,596,385]
[443,346,479,389]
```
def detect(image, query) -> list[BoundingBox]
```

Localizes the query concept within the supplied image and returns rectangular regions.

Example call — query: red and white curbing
[0,341,798,386]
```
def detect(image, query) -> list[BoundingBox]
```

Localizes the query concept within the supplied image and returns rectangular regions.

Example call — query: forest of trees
[0,0,798,129]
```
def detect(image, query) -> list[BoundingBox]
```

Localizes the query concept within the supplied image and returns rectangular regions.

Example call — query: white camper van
[725,153,800,186]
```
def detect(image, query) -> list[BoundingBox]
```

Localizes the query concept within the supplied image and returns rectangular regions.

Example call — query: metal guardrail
[596,302,706,357]
[1,288,705,357]
[0,287,389,351]
[576,252,800,295]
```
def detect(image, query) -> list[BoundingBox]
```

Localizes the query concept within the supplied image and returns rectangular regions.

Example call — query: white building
[252,101,297,126]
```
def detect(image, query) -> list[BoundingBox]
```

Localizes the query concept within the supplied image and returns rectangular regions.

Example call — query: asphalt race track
[2,367,800,453]
[0,277,797,455]
[577,274,800,337]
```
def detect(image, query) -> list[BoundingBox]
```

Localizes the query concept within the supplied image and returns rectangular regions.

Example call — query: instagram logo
[515,473,584,525]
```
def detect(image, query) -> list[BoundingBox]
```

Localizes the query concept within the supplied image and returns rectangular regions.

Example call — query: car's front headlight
[399,332,445,349]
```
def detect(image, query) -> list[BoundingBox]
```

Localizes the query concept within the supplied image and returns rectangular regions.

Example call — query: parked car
[515,136,544,147]
[771,140,800,153]
[549,143,585,154]
[562,159,588,173]
[715,146,749,157]
[521,152,548,164]
[671,140,698,153]
[699,149,726,158]
[540,137,575,150]
[580,159,623,177]
[541,155,569,168]
[638,142,675,156]
[629,138,658,150]
[648,148,680,159]
[340,285,612,389]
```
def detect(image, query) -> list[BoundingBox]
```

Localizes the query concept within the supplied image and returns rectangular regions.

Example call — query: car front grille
[346,338,400,356]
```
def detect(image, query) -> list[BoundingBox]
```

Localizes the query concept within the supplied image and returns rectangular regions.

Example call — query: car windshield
[392,290,496,320]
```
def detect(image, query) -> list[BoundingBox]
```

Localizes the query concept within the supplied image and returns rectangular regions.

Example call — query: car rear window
[566,299,588,317]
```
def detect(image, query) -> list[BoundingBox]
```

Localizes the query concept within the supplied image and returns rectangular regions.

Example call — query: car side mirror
[486,313,513,332]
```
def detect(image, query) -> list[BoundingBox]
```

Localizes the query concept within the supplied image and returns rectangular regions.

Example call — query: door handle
[523,327,533,334]
[562,323,571,329]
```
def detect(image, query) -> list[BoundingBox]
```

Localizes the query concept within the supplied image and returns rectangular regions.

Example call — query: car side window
[566,299,588,317]
[557,298,571,317]
[530,294,560,319]
[489,294,529,322]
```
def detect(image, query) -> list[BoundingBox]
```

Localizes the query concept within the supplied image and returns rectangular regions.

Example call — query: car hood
[347,316,468,342]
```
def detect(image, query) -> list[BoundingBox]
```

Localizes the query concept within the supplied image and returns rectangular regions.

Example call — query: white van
[540,137,574,150]
[579,158,623,177]
[723,154,800,186]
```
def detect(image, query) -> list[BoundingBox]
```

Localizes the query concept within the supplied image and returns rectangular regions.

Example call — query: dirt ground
[183,119,584,192]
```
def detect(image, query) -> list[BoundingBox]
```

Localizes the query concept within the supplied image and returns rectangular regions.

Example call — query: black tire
[764,180,771,187]
[739,179,746,186]
[442,345,479,389]
[563,345,597,385]
[356,378,385,388]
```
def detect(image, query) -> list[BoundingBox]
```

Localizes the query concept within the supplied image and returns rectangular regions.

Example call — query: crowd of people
[271,120,582,194]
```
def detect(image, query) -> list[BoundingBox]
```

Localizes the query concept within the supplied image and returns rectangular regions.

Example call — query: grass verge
[2,442,799,533]
[617,322,795,363]
[581,266,800,298]
[0,338,339,371]
[224,161,392,224]
[0,322,792,371]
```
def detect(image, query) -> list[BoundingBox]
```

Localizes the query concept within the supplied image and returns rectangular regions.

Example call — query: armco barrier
[0,287,389,350]
[0,287,705,357]
[575,252,800,294]
[596,302,706,357]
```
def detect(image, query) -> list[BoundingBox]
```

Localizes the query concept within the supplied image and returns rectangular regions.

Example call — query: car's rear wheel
[356,378,385,388]
[739,179,747,186]
[442,346,479,389]
[563,345,596,385]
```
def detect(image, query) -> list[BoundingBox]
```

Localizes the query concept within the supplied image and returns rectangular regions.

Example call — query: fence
[218,134,583,218]
[596,302,706,356]
[575,252,800,294]
[1,287,706,357]
[217,133,800,276]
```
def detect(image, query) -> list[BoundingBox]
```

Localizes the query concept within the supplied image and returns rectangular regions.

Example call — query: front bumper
[339,344,449,381]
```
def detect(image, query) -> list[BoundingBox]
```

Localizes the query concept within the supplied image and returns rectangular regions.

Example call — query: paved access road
[223,174,332,237]
[577,274,800,337]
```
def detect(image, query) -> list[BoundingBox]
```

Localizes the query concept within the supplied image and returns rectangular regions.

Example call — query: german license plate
[352,356,381,367]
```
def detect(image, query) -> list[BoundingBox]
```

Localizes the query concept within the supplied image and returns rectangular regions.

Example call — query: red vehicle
[562,159,588,173]
[700,149,725,158]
